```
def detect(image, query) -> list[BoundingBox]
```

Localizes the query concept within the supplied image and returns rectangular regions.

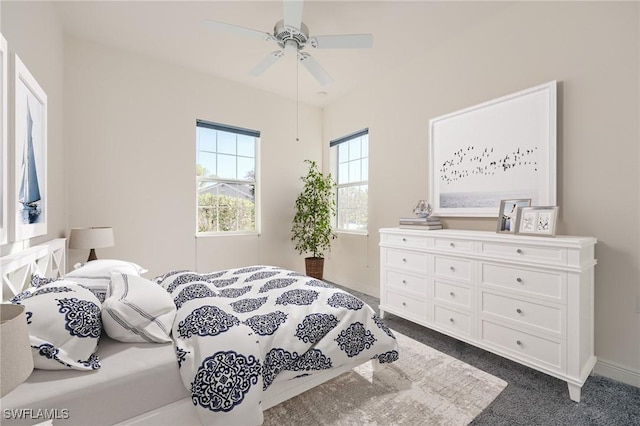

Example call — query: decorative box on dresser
[379,228,597,402]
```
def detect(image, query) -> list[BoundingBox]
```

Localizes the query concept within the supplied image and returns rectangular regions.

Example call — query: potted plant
[291,160,337,279]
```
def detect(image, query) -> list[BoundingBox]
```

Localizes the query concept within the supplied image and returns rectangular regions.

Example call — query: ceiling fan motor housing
[273,19,309,50]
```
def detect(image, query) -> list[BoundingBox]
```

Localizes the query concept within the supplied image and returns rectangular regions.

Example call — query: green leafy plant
[197,193,255,232]
[291,160,337,258]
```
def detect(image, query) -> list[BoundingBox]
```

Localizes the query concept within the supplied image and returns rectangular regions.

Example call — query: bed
[0,239,399,425]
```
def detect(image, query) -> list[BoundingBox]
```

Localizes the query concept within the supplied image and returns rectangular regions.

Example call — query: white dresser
[379,228,597,402]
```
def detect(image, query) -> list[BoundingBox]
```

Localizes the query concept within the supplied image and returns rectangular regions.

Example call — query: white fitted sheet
[0,336,190,425]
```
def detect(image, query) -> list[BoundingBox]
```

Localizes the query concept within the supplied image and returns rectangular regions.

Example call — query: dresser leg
[379,308,385,319]
[568,383,581,402]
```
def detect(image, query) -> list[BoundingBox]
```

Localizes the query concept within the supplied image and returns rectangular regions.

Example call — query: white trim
[0,34,7,245]
[0,238,66,301]
[336,229,369,236]
[594,358,640,388]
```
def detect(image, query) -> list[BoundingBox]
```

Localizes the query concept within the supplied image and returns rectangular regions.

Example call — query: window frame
[196,119,260,236]
[330,128,369,235]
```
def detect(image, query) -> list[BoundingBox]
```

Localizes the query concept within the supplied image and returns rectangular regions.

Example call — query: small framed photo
[496,199,531,234]
[515,206,559,237]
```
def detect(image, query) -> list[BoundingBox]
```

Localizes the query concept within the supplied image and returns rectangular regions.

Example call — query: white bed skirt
[117,359,369,426]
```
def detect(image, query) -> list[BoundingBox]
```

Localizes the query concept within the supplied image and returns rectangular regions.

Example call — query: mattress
[0,335,190,426]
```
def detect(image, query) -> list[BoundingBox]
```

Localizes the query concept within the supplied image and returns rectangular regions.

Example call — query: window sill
[336,230,369,237]
[196,231,260,238]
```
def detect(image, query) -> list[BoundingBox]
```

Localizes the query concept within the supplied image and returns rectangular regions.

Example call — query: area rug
[263,330,507,425]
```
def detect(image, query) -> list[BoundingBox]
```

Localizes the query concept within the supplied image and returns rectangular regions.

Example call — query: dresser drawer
[433,256,472,282]
[385,249,428,274]
[385,270,428,296]
[383,232,429,248]
[434,280,471,309]
[481,263,564,301]
[385,290,428,320]
[434,305,471,336]
[480,242,566,265]
[481,292,563,335]
[481,320,563,370]
[434,237,474,253]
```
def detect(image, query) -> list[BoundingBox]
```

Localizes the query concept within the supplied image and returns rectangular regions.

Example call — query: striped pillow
[101,273,176,343]
[64,260,147,303]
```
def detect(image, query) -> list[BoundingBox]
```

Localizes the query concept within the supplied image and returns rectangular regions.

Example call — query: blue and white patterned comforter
[155,266,399,426]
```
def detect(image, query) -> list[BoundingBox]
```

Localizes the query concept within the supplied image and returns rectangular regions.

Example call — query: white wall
[323,2,640,385]
[0,1,66,258]
[63,37,322,277]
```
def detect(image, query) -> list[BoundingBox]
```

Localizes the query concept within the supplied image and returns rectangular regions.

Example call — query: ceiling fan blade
[203,19,273,42]
[298,52,333,86]
[250,51,284,76]
[309,34,373,49]
[283,0,304,30]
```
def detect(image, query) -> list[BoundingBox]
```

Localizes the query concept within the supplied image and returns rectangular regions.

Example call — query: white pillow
[13,281,102,371]
[102,273,176,343]
[64,259,148,301]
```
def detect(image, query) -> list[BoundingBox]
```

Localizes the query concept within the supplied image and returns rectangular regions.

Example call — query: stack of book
[399,216,443,230]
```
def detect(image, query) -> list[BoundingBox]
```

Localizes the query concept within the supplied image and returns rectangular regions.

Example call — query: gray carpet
[341,284,640,425]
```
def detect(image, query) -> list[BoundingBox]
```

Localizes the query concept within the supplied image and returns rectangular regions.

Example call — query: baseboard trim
[593,358,640,388]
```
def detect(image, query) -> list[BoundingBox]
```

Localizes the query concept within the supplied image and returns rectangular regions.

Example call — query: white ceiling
[54,1,511,107]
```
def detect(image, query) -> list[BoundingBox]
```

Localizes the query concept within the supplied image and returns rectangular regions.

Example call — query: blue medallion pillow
[12,280,102,371]
[28,273,106,303]
[30,273,57,288]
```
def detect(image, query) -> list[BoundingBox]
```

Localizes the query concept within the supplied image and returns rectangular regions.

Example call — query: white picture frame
[0,35,7,245]
[496,198,531,234]
[428,81,557,217]
[14,54,47,241]
[515,206,559,237]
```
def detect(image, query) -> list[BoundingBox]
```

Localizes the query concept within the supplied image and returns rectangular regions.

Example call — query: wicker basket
[305,257,325,280]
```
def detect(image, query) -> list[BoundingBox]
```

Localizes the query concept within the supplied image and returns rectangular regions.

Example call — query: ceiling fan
[203,0,373,87]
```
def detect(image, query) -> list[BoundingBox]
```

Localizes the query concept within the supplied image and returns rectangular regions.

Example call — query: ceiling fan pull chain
[296,58,300,142]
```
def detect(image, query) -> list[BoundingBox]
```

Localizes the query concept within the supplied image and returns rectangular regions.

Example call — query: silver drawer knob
[449,318,454,323]
[516,308,522,314]
[402,238,407,242]
[516,277,523,283]
[402,258,407,262]
[449,292,455,297]
[402,280,407,284]
[516,340,523,346]
[402,302,407,306]
[516,248,523,254]
[450,242,455,248]
[449,266,455,271]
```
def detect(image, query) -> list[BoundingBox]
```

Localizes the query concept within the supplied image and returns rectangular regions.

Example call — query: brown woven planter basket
[305,257,324,280]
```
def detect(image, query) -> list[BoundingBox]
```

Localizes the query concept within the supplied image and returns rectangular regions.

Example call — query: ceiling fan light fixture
[284,40,298,54]
[273,19,309,49]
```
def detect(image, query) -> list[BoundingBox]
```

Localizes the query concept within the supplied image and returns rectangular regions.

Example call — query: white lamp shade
[69,227,115,249]
[0,304,34,396]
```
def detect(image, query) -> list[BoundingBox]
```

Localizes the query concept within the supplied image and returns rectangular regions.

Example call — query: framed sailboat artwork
[14,54,47,241]
[0,35,7,244]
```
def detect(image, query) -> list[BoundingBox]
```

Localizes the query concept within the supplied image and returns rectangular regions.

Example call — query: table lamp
[0,304,34,396]
[69,227,115,262]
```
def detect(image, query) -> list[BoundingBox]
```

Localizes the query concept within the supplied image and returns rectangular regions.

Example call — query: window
[196,120,259,234]
[331,129,369,232]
